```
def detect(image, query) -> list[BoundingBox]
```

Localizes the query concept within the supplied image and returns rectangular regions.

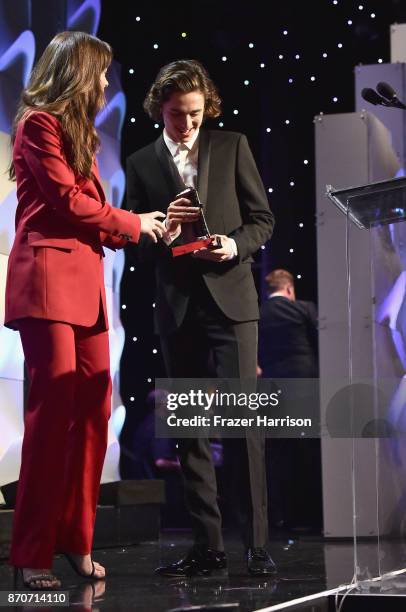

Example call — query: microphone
[376,81,406,110]
[361,87,392,107]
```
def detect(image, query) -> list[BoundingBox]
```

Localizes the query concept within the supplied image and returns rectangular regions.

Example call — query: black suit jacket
[258,296,319,378]
[126,129,275,333]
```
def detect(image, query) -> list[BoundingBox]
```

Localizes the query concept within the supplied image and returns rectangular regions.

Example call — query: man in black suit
[126,60,275,576]
[259,269,321,530]
[259,269,318,378]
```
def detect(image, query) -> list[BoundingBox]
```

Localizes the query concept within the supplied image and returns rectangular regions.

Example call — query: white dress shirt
[162,129,237,259]
[163,128,199,187]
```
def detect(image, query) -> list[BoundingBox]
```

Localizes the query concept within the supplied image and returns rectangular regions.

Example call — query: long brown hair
[143,59,221,122]
[9,31,112,180]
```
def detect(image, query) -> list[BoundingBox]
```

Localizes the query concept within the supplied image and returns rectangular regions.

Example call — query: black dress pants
[159,278,268,550]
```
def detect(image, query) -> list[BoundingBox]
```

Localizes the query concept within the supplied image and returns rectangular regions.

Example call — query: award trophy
[171,187,222,257]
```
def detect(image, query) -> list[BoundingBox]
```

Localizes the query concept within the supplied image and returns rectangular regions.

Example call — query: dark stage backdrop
[97,0,406,485]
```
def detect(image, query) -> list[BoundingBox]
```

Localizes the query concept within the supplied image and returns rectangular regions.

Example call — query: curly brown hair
[9,31,112,180]
[143,59,221,122]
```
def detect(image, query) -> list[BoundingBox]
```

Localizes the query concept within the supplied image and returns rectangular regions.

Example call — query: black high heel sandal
[63,554,105,580]
[13,567,61,590]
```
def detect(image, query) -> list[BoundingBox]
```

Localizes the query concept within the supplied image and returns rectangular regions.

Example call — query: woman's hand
[139,211,166,242]
[165,197,201,234]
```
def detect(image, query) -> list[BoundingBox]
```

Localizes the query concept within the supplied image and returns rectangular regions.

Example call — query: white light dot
[153,43,159,49]
[181,32,187,38]
[290,181,295,187]
[268,188,274,193]
[136,16,141,21]
[152,349,158,354]
[249,43,254,48]
[285,119,290,125]
[304,159,309,165]
[154,123,160,129]
[278,54,284,60]
[260,62,265,68]
[129,68,134,74]
[222,56,227,62]
[132,336,137,342]
[121,304,127,310]
[130,266,135,271]
[261,245,266,250]
[297,274,302,279]
[333,0,338,4]
[371,13,375,18]
[338,43,343,49]
[152,302,156,308]
[378,58,383,64]
[147,378,152,383]
[283,30,288,35]
[289,248,294,253]
[219,122,224,127]
[244,80,250,85]
[233,109,239,115]
[299,222,304,228]
[295,54,300,60]
[130,117,135,123]
[358,4,363,9]
[288,78,293,84]
[130,396,135,401]
[322,52,328,58]
[333,97,338,102]
[347,19,353,25]
[266,127,271,133]
[310,76,316,82]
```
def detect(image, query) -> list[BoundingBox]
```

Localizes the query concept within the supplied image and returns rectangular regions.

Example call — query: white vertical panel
[0,131,17,256]
[316,112,400,537]
[0,378,23,486]
[391,24,406,64]
[354,62,406,169]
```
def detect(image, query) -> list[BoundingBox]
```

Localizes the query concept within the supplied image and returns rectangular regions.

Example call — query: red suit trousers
[9,315,111,568]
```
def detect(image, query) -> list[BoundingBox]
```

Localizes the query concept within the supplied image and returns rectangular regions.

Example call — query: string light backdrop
[98,0,406,475]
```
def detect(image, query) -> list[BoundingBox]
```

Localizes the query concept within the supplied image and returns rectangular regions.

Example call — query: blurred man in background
[259,269,321,531]
[259,269,318,379]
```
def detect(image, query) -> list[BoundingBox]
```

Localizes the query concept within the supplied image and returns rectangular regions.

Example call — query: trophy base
[172,236,221,257]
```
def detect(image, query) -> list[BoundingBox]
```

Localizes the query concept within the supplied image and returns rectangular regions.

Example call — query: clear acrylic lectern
[327,175,406,599]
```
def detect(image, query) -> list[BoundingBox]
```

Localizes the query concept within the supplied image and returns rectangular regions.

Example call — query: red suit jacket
[5,111,140,330]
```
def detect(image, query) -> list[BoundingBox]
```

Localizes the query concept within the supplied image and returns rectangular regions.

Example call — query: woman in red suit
[5,31,165,589]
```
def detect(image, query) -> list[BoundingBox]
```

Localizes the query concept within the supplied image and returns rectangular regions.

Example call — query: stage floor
[0,530,402,611]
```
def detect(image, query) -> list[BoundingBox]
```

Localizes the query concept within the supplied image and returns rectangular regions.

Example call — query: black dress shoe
[246,547,277,575]
[155,547,228,577]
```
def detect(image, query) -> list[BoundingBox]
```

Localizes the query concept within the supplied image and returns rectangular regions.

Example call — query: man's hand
[165,197,201,234]
[192,235,236,262]
[139,211,166,242]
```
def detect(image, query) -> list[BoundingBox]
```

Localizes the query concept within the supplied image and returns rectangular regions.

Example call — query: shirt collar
[163,128,200,156]
[268,291,289,299]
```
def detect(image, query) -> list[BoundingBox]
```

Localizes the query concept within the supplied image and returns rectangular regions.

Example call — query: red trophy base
[172,236,221,257]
